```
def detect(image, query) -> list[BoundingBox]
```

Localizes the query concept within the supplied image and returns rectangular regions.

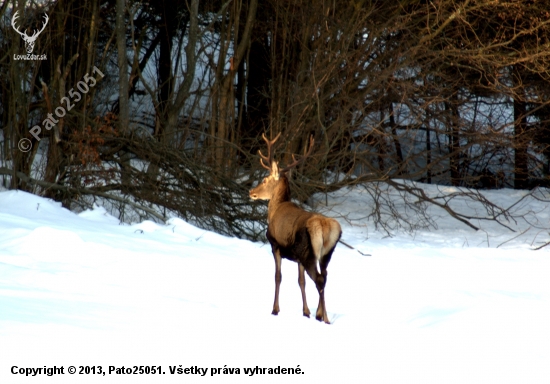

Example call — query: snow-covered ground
[1,184,549,383]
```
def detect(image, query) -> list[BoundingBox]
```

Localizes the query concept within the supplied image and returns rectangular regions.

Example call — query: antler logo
[11,11,49,54]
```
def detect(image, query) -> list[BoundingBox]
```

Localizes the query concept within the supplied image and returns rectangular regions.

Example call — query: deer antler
[11,11,48,38]
[11,11,26,37]
[258,132,281,170]
[31,13,49,39]
[280,135,314,173]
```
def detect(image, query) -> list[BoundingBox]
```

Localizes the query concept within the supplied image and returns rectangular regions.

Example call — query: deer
[11,11,49,54]
[249,133,342,324]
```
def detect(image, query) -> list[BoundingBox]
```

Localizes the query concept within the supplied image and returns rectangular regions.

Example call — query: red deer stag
[249,133,341,324]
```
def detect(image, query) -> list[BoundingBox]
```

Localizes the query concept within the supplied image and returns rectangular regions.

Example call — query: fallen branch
[0,167,166,222]
[497,227,531,248]
[338,238,371,256]
[533,240,550,251]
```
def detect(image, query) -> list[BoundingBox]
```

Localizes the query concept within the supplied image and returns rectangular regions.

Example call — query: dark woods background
[1,0,550,238]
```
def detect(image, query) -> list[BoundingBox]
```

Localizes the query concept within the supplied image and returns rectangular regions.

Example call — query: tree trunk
[514,96,529,190]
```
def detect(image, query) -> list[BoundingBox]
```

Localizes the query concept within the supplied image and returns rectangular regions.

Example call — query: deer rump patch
[267,225,333,269]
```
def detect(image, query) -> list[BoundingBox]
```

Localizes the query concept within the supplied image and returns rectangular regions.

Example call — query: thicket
[1,0,550,239]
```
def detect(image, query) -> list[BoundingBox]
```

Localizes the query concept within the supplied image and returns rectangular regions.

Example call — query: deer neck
[267,175,291,222]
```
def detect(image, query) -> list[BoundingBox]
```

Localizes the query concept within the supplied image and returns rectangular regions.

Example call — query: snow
[1,185,549,383]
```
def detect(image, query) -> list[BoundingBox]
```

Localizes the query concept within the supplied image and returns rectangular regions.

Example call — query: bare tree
[2,0,550,239]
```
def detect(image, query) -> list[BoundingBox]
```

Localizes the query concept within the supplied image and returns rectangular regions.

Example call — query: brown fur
[250,161,341,324]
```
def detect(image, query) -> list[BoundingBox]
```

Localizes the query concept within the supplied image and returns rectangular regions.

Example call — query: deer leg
[298,263,310,318]
[304,260,329,324]
[318,252,334,324]
[316,267,329,324]
[272,249,282,315]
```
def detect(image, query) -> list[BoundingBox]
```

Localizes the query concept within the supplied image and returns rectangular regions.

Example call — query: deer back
[267,200,316,248]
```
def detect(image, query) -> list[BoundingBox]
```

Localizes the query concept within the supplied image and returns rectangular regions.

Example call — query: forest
[1,0,550,238]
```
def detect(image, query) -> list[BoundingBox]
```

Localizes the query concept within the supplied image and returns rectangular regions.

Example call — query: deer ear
[271,161,280,180]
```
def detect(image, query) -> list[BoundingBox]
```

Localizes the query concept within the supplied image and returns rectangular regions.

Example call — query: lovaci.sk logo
[11,10,48,60]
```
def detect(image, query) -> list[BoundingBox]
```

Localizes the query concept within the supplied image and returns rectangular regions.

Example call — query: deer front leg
[272,249,282,315]
[298,263,311,318]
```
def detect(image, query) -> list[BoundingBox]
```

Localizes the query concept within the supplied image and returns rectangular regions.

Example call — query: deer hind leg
[272,248,282,315]
[303,258,329,324]
[298,263,310,318]
[317,263,329,323]
[306,228,330,323]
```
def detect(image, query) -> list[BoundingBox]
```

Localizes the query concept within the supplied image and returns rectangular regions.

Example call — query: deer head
[249,133,314,201]
[12,11,49,54]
